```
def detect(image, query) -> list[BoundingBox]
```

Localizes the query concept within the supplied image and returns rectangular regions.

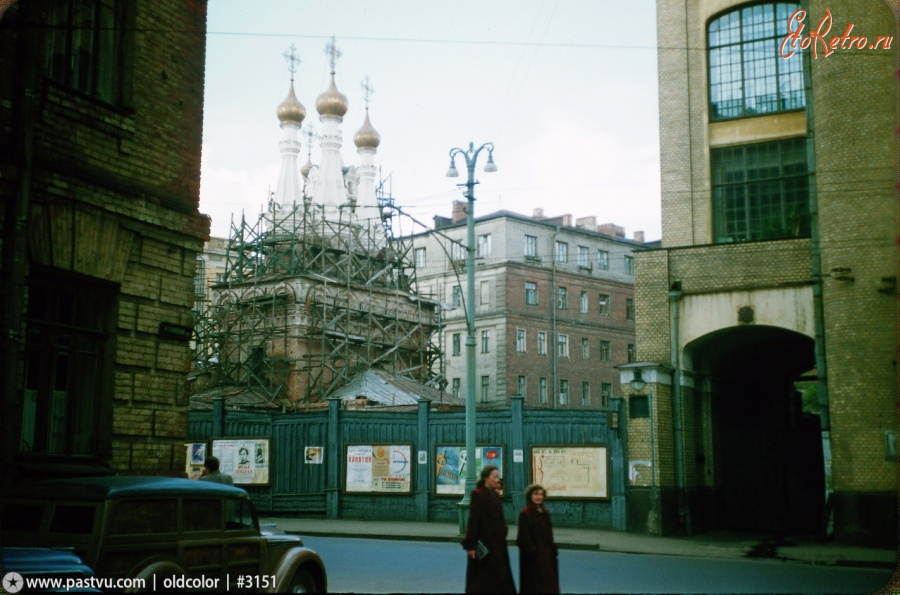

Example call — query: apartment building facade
[415,204,643,409]
[626,0,895,547]
[0,0,210,481]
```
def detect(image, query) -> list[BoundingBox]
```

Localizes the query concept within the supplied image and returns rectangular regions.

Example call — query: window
[581,338,590,360]
[525,235,538,258]
[557,287,568,310]
[559,379,569,405]
[481,376,490,402]
[558,334,569,358]
[555,241,568,263]
[22,271,114,456]
[452,378,461,397]
[451,242,466,262]
[580,291,589,314]
[525,282,538,306]
[601,383,612,409]
[481,330,490,353]
[414,247,426,268]
[539,378,548,404]
[517,375,527,398]
[712,137,810,242]
[480,281,490,305]
[452,333,461,356]
[452,285,462,308]
[578,245,590,268]
[44,0,131,106]
[630,395,649,418]
[626,298,635,321]
[598,294,610,317]
[582,381,591,406]
[708,3,805,121]
[624,255,634,276]
[516,329,526,352]
[598,250,609,270]
[537,332,547,355]
[477,234,492,257]
[627,344,636,363]
[599,340,612,362]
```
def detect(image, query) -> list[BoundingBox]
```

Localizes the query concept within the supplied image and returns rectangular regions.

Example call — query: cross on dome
[324,36,342,74]
[283,43,301,82]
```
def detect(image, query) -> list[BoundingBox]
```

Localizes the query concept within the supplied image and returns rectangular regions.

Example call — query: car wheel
[288,568,317,593]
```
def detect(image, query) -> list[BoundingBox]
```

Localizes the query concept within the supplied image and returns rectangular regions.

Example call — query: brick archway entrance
[687,325,823,536]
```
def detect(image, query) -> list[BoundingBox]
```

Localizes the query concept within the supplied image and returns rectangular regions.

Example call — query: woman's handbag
[475,540,489,560]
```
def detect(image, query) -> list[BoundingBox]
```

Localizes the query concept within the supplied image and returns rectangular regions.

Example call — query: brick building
[0,0,210,481]
[624,0,896,547]
[415,203,644,409]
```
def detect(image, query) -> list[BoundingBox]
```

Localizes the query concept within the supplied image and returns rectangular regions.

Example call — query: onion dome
[354,110,381,149]
[316,73,349,117]
[301,156,313,178]
[277,83,306,124]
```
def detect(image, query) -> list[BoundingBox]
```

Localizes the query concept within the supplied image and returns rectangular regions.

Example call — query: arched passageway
[687,325,823,536]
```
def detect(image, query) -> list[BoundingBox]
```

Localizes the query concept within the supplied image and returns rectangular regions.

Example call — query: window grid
[599,340,612,362]
[582,381,591,406]
[537,332,547,355]
[559,379,569,405]
[627,344,636,363]
[601,383,612,409]
[516,328,526,353]
[578,245,590,268]
[414,247,426,268]
[517,375,527,398]
[525,235,538,258]
[708,3,805,121]
[481,330,490,353]
[452,378,461,397]
[626,298,635,321]
[481,376,490,403]
[525,281,538,306]
[451,333,461,356]
[557,287,568,310]
[598,294,610,317]
[712,137,810,242]
[597,250,609,271]
[539,378,548,404]
[556,241,568,263]
[624,255,634,276]
[581,338,590,360]
[580,291,589,314]
[477,234,492,257]
[558,334,569,358]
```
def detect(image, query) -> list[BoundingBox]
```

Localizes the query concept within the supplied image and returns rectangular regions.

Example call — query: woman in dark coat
[462,465,516,593]
[516,483,559,594]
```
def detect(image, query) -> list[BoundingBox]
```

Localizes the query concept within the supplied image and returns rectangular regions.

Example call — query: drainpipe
[2,2,38,485]
[669,284,689,534]
[550,227,560,409]
[801,50,832,522]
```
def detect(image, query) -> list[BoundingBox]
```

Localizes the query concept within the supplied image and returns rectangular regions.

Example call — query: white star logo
[2,572,24,594]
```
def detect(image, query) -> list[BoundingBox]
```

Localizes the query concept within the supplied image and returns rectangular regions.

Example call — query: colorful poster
[345,444,412,493]
[305,446,324,464]
[212,438,270,485]
[435,445,503,495]
[531,445,607,499]
[185,443,206,479]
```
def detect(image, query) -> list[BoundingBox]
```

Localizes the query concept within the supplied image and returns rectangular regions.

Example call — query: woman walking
[516,484,559,594]
[462,465,516,593]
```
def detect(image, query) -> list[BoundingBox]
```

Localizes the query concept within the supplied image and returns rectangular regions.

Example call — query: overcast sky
[199,0,661,241]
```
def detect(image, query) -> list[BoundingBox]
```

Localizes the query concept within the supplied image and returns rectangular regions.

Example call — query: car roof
[5,476,248,501]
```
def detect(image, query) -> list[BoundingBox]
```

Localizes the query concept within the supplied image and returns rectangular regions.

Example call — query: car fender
[270,547,326,593]
[127,560,186,593]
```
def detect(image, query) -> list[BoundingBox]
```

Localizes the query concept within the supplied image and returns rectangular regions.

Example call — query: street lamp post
[446,142,496,533]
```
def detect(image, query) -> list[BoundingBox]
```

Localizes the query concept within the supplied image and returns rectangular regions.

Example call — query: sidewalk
[260,516,897,570]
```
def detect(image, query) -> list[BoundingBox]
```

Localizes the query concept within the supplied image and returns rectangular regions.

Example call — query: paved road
[302,535,896,594]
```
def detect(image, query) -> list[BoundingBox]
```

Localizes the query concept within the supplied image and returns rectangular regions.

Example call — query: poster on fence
[531,445,608,499]
[185,442,206,479]
[345,444,412,493]
[212,438,270,485]
[434,445,503,495]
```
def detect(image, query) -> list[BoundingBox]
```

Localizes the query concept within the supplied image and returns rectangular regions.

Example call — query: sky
[199,0,661,241]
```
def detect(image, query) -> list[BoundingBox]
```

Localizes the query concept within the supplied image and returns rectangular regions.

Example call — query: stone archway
[686,325,824,536]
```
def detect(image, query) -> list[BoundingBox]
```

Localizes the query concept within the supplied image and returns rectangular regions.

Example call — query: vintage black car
[1,476,326,593]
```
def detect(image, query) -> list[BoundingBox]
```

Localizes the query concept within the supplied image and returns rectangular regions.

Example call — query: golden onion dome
[301,156,314,178]
[316,73,349,117]
[354,111,381,149]
[276,83,306,124]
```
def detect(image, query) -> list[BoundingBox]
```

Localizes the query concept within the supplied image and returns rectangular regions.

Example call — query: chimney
[633,231,645,243]
[452,200,467,223]
[533,208,545,219]
[561,214,573,227]
[576,216,597,230]
[598,223,626,238]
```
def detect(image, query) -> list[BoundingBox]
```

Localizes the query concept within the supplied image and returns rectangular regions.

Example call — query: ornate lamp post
[446,142,496,532]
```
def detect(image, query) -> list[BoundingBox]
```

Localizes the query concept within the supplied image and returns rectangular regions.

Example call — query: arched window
[708,3,806,120]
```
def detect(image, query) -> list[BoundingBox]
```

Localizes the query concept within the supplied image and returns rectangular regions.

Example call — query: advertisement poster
[434,445,503,495]
[305,446,324,464]
[184,442,206,479]
[531,445,608,499]
[212,438,270,485]
[345,444,412,493]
